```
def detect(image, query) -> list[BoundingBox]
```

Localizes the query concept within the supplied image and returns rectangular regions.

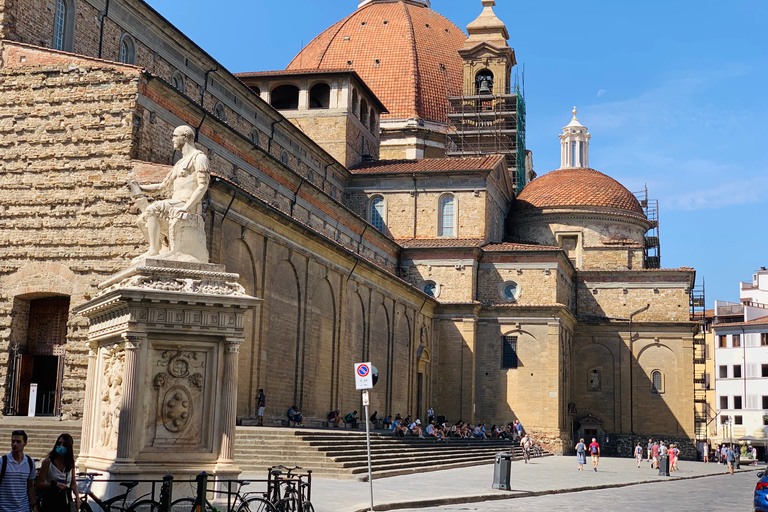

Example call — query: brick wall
[0,42,142,418]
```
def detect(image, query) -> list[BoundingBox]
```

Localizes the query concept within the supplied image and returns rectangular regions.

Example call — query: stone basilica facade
[0,0,696,455]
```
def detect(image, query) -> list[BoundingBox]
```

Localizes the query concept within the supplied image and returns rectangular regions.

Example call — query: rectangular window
[501,335,518,369]
[734,396,743,409]
[721,415,728,425]
[705,343,711,360]
[719,365,728,378]
[719,335,727,348]
[735,415,743,425]
[734,365,742,378]
[733,334,741,347]
[763,396,768,410]
[763,364,768,378]
[764,416,768,426]
[762,333,768,346]
[720,396,729,409]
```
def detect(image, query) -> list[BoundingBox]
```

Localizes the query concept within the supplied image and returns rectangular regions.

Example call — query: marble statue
[128,125,210,263]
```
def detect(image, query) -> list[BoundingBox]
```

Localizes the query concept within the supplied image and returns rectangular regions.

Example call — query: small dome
[287,1,466,123]
[515,168,644,215]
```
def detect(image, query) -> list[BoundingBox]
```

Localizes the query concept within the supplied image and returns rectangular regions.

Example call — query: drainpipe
[97,0,110,59]
[628,303,651,434]
[412,173,418,239]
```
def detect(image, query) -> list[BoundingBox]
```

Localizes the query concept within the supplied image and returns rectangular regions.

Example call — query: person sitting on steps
[327,409,342,427]
[287,405,304,426]
[344,411,358,428]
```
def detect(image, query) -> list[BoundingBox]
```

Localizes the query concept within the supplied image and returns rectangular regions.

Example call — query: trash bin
[493,452,512,490]
[658,454,670,476]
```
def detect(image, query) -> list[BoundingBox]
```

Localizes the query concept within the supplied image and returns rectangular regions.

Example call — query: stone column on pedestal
[219,337,243,465]
[116,333,144,461]
[77,342,99,469]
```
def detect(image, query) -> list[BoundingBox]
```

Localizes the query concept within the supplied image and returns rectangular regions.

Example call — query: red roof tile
[483,242,561,252]
[351,156,503,174]
[398,238,486,248]
[515,168,645,215]
[286,1,466,123]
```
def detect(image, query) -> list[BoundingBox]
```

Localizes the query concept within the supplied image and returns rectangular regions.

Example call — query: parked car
[754,471,768,512]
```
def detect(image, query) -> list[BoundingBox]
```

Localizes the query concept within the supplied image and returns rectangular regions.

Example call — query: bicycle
[266,466,313,512]
[76,473,160,512]
[170,479,275,512]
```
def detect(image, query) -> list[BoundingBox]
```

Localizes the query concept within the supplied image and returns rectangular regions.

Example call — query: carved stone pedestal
[76,259,259,494]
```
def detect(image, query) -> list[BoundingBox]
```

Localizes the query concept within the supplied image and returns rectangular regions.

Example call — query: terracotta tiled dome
[515,168,644,215]
[287,1,466,123]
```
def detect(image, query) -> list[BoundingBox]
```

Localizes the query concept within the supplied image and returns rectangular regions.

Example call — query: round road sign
[357,364,370,377]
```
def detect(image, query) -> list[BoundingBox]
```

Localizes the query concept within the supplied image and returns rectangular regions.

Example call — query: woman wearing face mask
[36,433,80,512]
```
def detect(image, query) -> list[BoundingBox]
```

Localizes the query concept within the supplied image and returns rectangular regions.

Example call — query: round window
[498,281,520,303]
[423,280,439,298]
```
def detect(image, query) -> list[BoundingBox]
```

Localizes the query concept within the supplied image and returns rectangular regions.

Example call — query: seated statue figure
[128,125,210,263]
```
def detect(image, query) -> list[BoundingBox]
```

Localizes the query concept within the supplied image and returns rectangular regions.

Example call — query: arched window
[171,70,185,93]
[280,150,290,166]
[53,0,75,52]
[309,83,331,109]
[214,102,226,122]
[651,370,663,393]
[271,84,299,110]
[119,33,136,65]
[438,194,455,237]
[475,69,494,95]
[351,89,359,117]
[250,129,260,146]
[360,99,369,126]
[369,111,377,133]
[369,196,386,231]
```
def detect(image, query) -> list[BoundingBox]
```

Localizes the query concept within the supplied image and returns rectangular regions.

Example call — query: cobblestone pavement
[298,456,762,512]
[393,471,757,512]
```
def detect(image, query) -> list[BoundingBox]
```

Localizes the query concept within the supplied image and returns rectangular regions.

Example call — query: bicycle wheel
[237,496,277,512]
[302,501,314,512]
[80,503,94,512]
[171,498,217,512]
[170,498,196,512]
[130,500,161,512]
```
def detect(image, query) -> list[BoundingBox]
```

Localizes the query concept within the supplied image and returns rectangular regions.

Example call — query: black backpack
[0,454,35,484]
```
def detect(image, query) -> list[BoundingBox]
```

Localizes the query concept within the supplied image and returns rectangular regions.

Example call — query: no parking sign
[355,362,373,390]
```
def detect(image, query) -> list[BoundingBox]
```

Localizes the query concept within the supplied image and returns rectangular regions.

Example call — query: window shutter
[748,395,760,410]
[747,363,759,378]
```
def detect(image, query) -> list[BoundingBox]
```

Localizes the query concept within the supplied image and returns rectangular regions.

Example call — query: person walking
[647,438,653,462]
[589,438,600,472]
[702,442,709,463]
[726,444,737,475]
[520,434,531,463]
[651,441,660,469]
[256,389,266,426]
[634,442,643,468]
[36,434,80,512]
[0,430,38,512]
[575,438,587,471]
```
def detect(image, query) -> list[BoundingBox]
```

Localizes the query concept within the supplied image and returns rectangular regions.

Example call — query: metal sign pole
[363,390,374,511]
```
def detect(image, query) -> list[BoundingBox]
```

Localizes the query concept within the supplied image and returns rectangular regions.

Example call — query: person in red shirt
[588,438,601,472]
[651,441,660,469]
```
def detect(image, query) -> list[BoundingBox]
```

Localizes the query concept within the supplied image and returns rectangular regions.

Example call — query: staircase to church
[0,418,82,462]
[234,427,547,480]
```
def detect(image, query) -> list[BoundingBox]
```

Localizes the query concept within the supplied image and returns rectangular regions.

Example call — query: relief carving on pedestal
[99,345,125,450]
[150,349,208,448]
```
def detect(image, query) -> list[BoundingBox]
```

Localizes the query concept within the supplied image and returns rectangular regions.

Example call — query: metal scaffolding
[690,282,712,443]
[633,187,661,269]
[446,85,528,193]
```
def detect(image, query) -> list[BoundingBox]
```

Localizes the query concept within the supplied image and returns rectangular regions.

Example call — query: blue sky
[148,0,766,306]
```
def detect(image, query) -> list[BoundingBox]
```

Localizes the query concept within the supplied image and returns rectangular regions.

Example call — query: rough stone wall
[0,42,142,418]
[402,261,475,303]
[477,266,558,305]
[583,247,644,271]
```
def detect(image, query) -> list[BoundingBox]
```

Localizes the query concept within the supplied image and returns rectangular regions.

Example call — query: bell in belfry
[477,76,493,95]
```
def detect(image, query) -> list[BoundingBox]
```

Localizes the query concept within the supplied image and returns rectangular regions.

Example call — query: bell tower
[459,0,516,96]
[447,0,532,192]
